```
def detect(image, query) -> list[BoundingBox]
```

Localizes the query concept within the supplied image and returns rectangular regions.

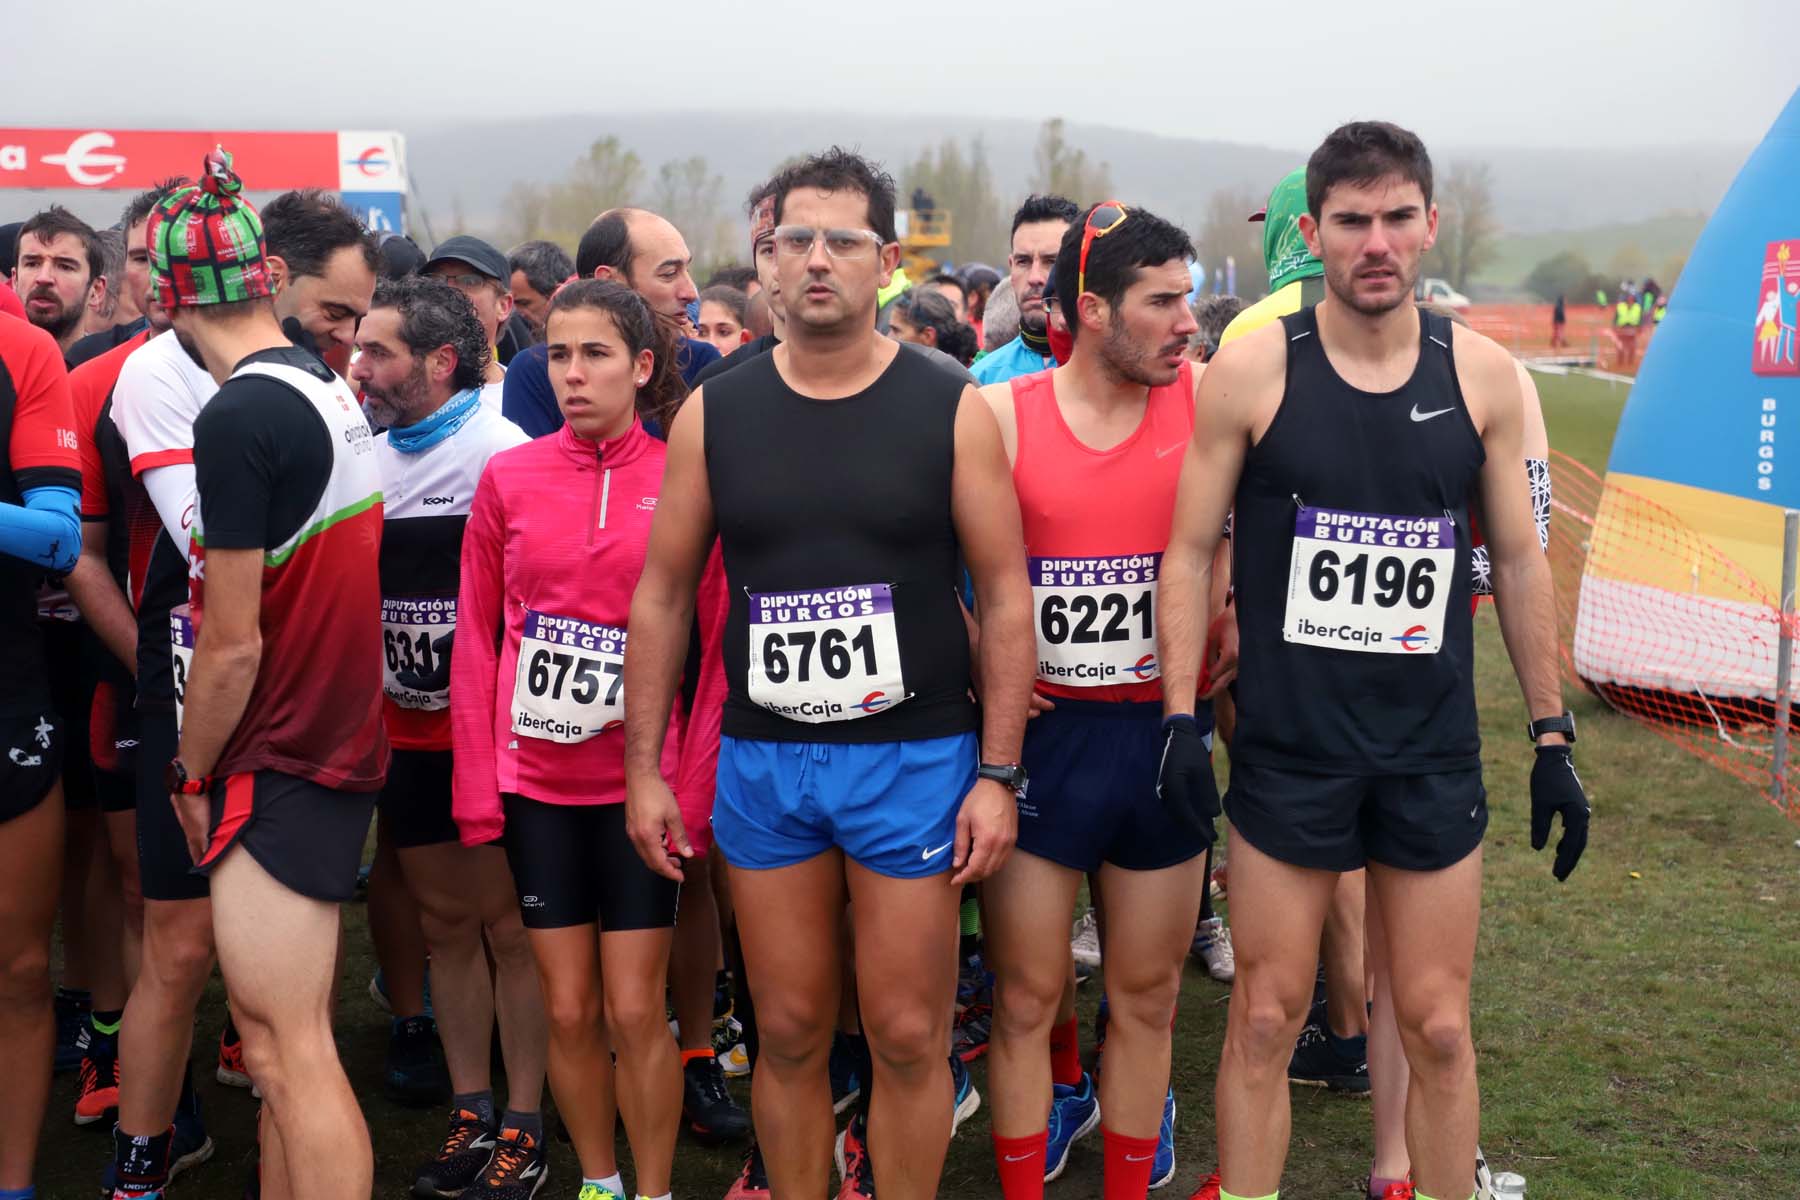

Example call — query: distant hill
[401,111,1749,244]
[1473,212,1709,295]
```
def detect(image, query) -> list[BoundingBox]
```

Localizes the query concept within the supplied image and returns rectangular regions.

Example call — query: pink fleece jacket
[451,417,724,848]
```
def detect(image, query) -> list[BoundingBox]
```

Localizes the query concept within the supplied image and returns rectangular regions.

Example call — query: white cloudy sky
[4,0,1793,149]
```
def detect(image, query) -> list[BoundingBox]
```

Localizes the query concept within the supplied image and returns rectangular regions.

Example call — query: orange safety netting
[1546,450,1800,819]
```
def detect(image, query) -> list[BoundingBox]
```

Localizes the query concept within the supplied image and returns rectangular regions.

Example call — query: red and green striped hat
[148,147,273,309]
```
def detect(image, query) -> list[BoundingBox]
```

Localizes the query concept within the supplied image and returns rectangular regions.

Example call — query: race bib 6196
[1283,506,1454,654]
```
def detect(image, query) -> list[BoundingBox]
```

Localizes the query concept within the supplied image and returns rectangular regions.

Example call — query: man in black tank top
[1156,123,1589,1200]
[622,149,1035,1200]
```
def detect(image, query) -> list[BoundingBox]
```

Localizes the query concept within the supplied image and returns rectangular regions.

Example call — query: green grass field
[38,372,1800,1198]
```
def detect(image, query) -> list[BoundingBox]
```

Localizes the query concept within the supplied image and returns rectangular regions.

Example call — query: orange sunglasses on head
[1076,201,1131,298]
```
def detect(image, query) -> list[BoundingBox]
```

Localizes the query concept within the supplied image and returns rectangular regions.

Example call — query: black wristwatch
[1526,711,1577,744]
[977,762,1029,795]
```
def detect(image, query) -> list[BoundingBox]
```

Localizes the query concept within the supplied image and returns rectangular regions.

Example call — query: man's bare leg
[729,851,847,1200]
[210,843,370,1198]
[1368,849,1482,1200]
[1094,857,1207,1136]
[103,809,143,988]
[847,860,961,1200]
[600,927,681,1197]
[1215,830,1339,1199]
[670,858,723,1053]
[367,818,428,1016]
[399,842,547,1110]
[0,786,61,1189]
[117,897,212,1133]
[1365,882,1411,1187]
[985,850,1083,1137]
[1322,869,1369,1040]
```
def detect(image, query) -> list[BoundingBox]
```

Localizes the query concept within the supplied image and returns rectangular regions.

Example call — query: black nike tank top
[704,347,977,744]
[1230,305,1485,774]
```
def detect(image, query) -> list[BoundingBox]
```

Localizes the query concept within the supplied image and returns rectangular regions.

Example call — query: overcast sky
[5,0,1793,151]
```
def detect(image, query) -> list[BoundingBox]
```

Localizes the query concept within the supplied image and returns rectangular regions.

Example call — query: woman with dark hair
[889,287,980,366]
[451,280,722,1200]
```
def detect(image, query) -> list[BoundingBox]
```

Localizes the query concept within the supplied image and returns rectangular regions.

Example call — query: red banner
[0,129,340,191]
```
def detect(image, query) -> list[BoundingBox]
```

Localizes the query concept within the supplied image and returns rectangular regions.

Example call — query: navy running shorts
[1224,758,1487,873]
[1018,698,1213,873]
[712,733,977,879]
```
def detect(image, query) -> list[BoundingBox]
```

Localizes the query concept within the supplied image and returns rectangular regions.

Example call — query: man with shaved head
[500,207,720,437]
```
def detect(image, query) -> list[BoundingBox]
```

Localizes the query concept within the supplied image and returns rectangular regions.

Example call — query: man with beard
[11,207,107,361]
[68,187,167,368]
[350,276,549,1198]
[980,203,1208,1200]
[971,197,1079,386]
[1159,121,1589,1200]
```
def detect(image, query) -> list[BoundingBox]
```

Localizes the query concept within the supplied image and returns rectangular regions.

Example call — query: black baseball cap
[424,235,508,283]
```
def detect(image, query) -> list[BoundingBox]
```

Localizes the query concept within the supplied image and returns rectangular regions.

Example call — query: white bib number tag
[1031,554,1160,687]
[510,610,625,744]
[382,597,456,711]
[171,607,195,733]
[747,584,906,723]
[1283,506,1454,654]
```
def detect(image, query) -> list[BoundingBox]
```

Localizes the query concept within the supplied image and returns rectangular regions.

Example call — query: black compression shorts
[0,710,63,823]
[502,796,679,931]
[136,707,207,902]
[380,749,459,849]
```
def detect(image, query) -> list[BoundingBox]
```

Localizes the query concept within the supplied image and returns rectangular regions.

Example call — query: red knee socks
[994,1130,1048,1200]
[1049,1016,1082,1087]
[1102,1127,1160,1200]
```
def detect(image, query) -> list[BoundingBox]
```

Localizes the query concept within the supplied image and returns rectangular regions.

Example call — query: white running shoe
[1192,916,1235,983]
[1071,910,1102,968]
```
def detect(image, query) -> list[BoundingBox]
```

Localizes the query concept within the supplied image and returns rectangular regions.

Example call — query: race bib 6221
[1283,506,1454,654]
[1030,554,1159,686]
[746,584,907,723]
[510,610,625,744]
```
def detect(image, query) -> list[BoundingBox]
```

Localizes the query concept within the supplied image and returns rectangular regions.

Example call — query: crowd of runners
[0,118,1591,1200]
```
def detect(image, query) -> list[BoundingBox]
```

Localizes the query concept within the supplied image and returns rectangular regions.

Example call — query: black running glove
[1156,715,1220,846]
[1530,744,1590,881]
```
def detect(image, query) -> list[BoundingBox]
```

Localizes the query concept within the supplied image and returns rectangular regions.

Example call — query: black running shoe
[828,1032,862,1115]
[385,1015,451,1108]
[412,1107,498,1198]
[1287,1023,1370,1093]
[465,1126,547,1199]
[682,1054,750,1145]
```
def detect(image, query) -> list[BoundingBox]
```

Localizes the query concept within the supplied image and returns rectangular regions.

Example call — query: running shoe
[1074,959,1094,988]
[74,1035,120,1126]
[1043,1071,1100,1182]
[1150,1088,1176,1190]
[104,1114,212,1200]
[1191,916,1236,983]
[715,970,735,1020]
[369,969,393,1014]
[1187,1171,1221,1200]
[465,1126,546,1199]
[1475,1146,1495,1200]
[411,1107,497,1198]
[55,987,91,1073]
[576,1188,621,1200]
[217,1022,257,1093]
[1071,910,1102,969]
[683,1053,751,1145]
[834,1111,874,1198]
[1287,1024,1370,1094]
[170,1086,216,1180]
[1376,1179,1416,1200]
[956,951,991,1009]
[713,1013,751,1076]
[829,1032,862,1115]
[722,1139,770,1199]
[385,1015,451,1107]
[950,1052,981,1136]
[952,1001,992,1063]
